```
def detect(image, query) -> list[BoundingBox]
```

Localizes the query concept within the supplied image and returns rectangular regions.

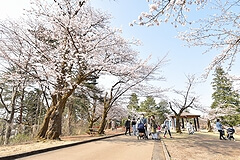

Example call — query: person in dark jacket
[140,113,148,139]
[227,125,235,141]
[132,118,137,136]
[125,118,131,135]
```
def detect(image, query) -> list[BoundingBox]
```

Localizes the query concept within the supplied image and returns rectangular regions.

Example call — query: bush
[9,133,34,145]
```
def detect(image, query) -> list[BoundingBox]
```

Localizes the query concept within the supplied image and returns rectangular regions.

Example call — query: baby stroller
[137,123,146,140]
[227,127,235,141]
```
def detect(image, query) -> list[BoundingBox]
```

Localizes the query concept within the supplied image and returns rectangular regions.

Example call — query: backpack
[138,123,144,130]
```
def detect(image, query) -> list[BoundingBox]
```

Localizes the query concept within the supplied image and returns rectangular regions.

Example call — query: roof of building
[169,112,201,118]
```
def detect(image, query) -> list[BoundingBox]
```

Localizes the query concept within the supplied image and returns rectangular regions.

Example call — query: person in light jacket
[163,117,172,138]
[216,119,226,140]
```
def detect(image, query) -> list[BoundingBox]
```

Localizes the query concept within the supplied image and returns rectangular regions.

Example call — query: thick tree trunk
[4,123,12,145]
[207,119,213,132]
[37,107,55,139]
[98,109,108,134]
[0,122,5,144]
[45,105,64,140]
[37,102,65,140]
[67,104,73,135]
[87,101,99,130]
[175,116,182,133]
[4,109,15,145]
[37,86,76,140]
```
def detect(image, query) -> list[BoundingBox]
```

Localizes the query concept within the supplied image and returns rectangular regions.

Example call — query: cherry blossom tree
[131,0,208,27]
[168,75,202,133]
[0,0,166,140]
[169,1,239,76]
[97,57,166,134]
[131,1,239,74]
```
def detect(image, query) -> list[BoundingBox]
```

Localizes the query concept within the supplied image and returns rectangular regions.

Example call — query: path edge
[0,133,124,160]
[161,140,171,160]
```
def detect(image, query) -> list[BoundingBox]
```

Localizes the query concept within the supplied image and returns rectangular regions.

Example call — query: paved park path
[17,135,165,160]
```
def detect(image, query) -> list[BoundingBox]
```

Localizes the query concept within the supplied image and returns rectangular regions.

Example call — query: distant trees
[156,100,171,123]
[139,96,156,113]
[127,93,139,111]
[126,93,170,124]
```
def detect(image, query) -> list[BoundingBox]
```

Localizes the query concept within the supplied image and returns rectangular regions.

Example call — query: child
[188,122,195,134]
[227,125,235,141]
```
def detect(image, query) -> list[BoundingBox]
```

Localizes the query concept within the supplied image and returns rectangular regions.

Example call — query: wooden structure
[169,112,201,131]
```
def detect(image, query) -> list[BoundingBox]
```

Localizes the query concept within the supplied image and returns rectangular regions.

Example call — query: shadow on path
[0,134,124,160]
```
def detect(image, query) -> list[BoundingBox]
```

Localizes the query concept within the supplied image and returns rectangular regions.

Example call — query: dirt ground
[0,129,122,157]
[162,131,240,160]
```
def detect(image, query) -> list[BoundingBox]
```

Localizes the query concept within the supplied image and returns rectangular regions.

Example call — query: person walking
[147,116,151,139]
[216,119,226,140]
[140,114,148,139]
[132,118,137,136]
[136,117,141,136]
[163,117,172,138]
[125,118,131,136]
[227,125,235,141]
[150,115,158,140]
[111,119,116,131]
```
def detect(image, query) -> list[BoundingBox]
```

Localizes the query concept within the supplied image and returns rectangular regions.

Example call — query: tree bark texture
[87,100,99,130]
[37,84,76,140]
[37,102,66,140]
[175,116,182,133]
[67,103,73,135]
[4,86,18,145]
[46,106,64,139]
[4,124,12,145]
[37,107,55,139]
[207,119,213,132]
[98,109,108,134]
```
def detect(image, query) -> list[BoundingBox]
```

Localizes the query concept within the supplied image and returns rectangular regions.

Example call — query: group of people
[216,119,235,141]
[125,116,236,141]
[124,113,172,139]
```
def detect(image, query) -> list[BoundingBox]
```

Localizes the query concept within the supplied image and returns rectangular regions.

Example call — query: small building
[169,112,201,131]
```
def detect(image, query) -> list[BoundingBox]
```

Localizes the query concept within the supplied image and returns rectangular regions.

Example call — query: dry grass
[0,129,122,157]
[162,131,240,160]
